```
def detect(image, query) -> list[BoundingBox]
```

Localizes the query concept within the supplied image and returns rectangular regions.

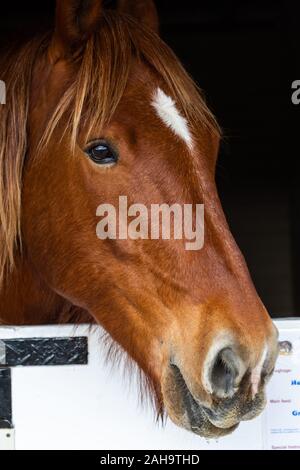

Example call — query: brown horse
[0,0,278,438]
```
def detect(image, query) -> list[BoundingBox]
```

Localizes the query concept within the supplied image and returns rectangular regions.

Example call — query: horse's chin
[167,405,239,439]
[172,414,239,439]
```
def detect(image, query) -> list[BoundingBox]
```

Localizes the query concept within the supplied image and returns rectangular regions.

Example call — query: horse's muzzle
[162,363,238,438]
[161,359,272,439]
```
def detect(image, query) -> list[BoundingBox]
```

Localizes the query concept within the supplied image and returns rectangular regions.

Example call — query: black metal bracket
[0,336,88,429]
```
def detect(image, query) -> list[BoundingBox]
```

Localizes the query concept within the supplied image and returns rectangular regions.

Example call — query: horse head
[0,0,278,438]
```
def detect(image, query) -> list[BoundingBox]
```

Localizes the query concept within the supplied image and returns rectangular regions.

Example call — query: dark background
[0,1,299,317]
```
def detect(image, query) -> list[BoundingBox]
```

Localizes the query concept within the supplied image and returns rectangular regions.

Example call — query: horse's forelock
[41,11,221,151]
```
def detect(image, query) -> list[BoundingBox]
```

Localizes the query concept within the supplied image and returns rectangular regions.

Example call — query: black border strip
[0,368,12,429]
[0,337,88,367]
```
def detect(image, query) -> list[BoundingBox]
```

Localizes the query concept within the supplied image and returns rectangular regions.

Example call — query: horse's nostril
[210,348,239,398]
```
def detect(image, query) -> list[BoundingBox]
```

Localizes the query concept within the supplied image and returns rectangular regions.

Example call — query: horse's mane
[0,10,220,287]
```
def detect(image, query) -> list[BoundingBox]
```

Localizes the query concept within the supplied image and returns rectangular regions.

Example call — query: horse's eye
[86,143,118,165]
